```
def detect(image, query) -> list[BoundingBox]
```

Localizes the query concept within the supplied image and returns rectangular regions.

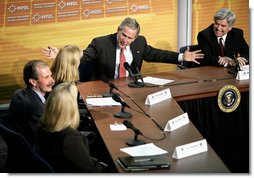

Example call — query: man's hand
[218,56,232,66]
[237,56,248,67]
[41,45,59,59]
[218,55,248,67]
[183,47,204,64]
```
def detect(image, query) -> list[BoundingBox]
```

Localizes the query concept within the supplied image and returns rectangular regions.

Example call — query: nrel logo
[32,13,54,23]
[130,4,150,13]
[83,9,103,17]
[58,0,79,9]
[8,4,30,14]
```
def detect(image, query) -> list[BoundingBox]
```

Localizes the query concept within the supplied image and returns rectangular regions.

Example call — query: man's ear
[29,78,36,87]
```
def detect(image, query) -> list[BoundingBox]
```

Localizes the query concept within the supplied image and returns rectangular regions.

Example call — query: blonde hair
[39,82,80,132]
[51,45,82,85]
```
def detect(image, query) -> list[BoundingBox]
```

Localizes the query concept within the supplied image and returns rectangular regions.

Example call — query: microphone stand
[134,66,146,87]
[128,73,145,88]
[228,55,241,75]
[114,104,132,118]
[126,132,146,146]
[124,62,145,88]
[103,85,119,97]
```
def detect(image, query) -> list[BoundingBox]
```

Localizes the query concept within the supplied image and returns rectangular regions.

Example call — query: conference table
[155,66,249,173]
[76,66,248,173]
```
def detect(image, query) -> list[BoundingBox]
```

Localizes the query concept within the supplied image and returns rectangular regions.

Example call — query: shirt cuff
[178,53,184,62]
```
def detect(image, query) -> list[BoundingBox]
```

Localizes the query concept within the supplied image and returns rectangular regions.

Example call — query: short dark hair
[23,60,48,87]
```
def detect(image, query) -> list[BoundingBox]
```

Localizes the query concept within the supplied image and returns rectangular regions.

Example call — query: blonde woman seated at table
[35,82,109,173]
[50,45,93,130]
[50,45,82,87]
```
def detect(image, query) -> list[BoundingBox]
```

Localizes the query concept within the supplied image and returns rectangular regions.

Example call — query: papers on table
[86,97,121,107]
[120,143,168,157]
[110,122,127,131]
[139,76,174,85]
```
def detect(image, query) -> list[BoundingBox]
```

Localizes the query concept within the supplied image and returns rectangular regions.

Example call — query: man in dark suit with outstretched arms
[42,17,204,81]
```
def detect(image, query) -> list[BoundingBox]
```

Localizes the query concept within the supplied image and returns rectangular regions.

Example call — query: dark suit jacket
[36,127,105,173]
[80,33,180,81]
[8,87,44,145]
[197,24,249,66]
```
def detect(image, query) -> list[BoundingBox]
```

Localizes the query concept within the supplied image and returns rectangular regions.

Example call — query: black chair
[32,145,55,173]
[0,119,36,172]
[178,44,200,69]
[0,119,54,172]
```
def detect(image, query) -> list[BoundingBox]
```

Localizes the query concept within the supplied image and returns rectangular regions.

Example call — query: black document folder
[117,155,170,171]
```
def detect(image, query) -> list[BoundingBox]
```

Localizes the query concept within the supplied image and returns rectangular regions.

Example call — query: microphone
[127,97,164,131]
[100,75,119,97]
[102,75,164,133]
[112,94,132,118]
[131,62,146,86]
[112,94,130,108]
[124,62,144,88]
[228,54,241,75]
[123,120,145,146]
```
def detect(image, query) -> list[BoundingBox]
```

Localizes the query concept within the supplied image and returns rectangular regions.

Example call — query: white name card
[145,88,172,105]
[236,65,249,80]
[236,70,249,80]
[172,139,208,159]
[164,112,189,132]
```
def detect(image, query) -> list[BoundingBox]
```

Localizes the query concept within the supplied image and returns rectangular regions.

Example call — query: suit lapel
[130,39,142,69]
[212,36,221,55]
[224,32,233,56]
[209,26,221,56]
[106,34,117,78]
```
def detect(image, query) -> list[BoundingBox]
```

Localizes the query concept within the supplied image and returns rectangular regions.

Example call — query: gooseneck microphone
[112,94,132,118]
[132,61,146,86]
[100,75,119,97]
[112,94,130,108]
[123,120,145,146]
[101,75,164,133]
[228,54,241,75]
[124,62,144,88]
[128,98,164,132]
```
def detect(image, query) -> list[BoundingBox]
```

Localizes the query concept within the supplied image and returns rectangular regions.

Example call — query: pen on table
[86,94,103,98]
[134,158,154,162]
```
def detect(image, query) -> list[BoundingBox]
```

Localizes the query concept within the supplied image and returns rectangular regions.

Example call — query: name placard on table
[164,112,189,132]
[145,88,172,105]
[172,139,208,159]
[236,65,249,80]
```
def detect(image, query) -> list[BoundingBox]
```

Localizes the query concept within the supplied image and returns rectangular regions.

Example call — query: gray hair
[118,17,140,36]
[214,8,236,27]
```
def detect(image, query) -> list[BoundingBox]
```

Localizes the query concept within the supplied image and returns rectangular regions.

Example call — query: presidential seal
[217,85,241,113]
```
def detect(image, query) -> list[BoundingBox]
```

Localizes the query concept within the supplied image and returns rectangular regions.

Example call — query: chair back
[0,119,50,172]
[32,145,55,173]
[179,44,199,53]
